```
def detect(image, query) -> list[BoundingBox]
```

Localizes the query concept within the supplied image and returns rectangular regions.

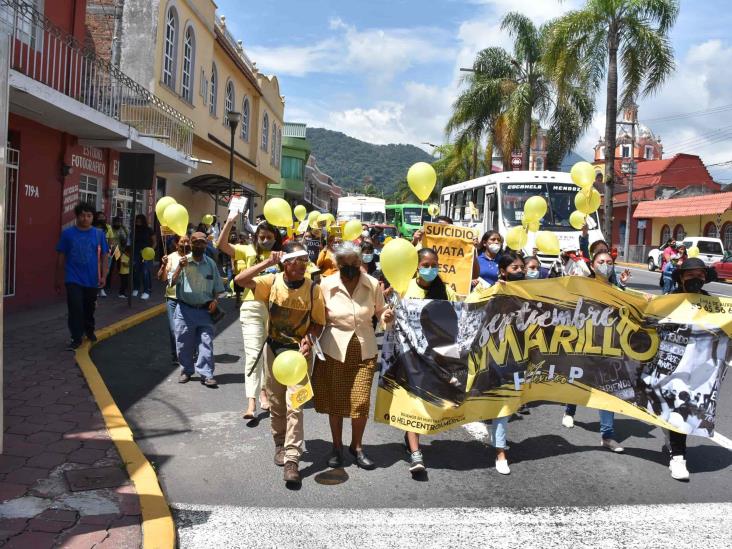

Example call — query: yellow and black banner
[375,277,731,436]
[421,222,478,296]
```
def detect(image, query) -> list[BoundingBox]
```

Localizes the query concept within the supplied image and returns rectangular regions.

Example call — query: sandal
[242,409,256,419]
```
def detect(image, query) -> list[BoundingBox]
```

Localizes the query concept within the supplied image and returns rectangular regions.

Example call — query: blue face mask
[362,253,374,263]
[418,266,439,282]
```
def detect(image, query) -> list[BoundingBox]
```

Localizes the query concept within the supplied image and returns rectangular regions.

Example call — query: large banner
[375,277,730,437]
[422,222,478,296]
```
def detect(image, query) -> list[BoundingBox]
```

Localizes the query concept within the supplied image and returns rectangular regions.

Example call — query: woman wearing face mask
[158,235,188,366]
[360,240,377,276]
[317,233,342,277]
[217,211,283,419]
[560,252,626,452]
[478,231,504,286]
[313,242,394,470]
[523,256,549,280]
[401,248,456,473]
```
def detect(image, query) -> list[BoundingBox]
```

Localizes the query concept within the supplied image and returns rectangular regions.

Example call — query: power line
[643,103,732,124]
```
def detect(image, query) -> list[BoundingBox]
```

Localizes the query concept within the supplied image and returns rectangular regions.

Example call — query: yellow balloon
[687,246,700,258]
[202,214,214,226]
[155,196,176,225]
[571,161,596,188]
[343,219,363,241]
[407,162,437,202]
[535,231,560,255]
[428,204,439,217]
[294,205,307,222]
[317,213,332,228]
[523,196,547,222]
[384,236,393,245]
[272,350,307,386]
[308,211,320,229]
[505,226,528,251]
[380,238,418,296]
[163,203,189,236]
[575,189,601,214]
[325,213,336,224]
[522,219,540,232]
[263,198,293,227]
[569,210,587,230]
[141,247,155,261]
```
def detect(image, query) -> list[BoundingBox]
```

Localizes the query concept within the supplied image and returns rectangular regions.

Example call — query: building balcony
[1,0,195,172]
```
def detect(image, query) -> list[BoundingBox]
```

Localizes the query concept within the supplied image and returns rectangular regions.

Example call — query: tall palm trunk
[603,25,620,244]
[472,140,479,179]
[521,103,532,170]
[485,132,495,174]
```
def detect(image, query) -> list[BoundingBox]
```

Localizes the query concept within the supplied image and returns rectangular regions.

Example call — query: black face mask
[506,272,525,282]
[682,277,704,293]
[284,278,305,290]
[340,265,360,280]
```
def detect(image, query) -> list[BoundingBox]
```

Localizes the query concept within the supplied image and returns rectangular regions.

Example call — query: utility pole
[0,33,11,453]
[622,102,638,261]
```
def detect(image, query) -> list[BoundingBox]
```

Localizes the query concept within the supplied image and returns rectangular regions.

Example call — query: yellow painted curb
[74,303,172,549]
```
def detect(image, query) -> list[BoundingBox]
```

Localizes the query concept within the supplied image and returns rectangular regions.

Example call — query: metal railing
[216,16,256,75]
[0,0,194,156]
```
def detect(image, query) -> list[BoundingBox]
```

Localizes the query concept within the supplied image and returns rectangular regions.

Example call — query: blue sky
[219,0,732,181]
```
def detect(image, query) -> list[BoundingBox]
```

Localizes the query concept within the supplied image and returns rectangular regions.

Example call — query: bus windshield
[403,207,429,226]
[501,182,583,230]
[339,210,385,224]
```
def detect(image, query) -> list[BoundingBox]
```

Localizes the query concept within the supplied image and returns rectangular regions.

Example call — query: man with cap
[170,231,226,386]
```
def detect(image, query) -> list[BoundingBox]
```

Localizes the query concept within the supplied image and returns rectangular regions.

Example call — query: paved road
[620,264,732,297]
[92,279,732,546]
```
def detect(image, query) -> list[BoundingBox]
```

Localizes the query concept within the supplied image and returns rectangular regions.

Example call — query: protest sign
[376,277,729,437]
[229,196,248,214]
[422,222,478,295]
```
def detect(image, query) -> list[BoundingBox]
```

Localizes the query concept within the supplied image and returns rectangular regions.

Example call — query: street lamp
[227,110,241,200]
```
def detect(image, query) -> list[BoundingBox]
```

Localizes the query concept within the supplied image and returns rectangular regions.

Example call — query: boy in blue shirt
[55,202,109,349]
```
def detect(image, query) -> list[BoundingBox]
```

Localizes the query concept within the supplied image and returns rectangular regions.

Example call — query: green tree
[545,0,679,239]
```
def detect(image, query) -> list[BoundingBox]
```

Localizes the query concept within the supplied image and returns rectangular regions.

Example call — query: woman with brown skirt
[314,241,394,470]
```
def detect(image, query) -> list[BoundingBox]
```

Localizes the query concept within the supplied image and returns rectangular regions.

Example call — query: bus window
[386,208,395,224]
[476,190,485,219]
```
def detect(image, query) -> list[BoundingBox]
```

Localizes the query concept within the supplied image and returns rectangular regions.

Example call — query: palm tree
[545,0,679,240]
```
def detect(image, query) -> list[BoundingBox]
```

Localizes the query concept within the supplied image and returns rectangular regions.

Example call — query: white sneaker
[495,458,511,475]
[99,289,107,297]
[132,290,139,297]
[669,455,689,481]
[562,414,574,428]
[141,292,150,300]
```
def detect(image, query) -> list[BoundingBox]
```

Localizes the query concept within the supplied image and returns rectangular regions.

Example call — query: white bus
[336,196,386,224]
[440,170,604,264]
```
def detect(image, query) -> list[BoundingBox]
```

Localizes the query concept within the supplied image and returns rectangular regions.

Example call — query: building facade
[267,122,311,206]
[304,155,341,214]
[87,0,285,224]
[2,0,194,311]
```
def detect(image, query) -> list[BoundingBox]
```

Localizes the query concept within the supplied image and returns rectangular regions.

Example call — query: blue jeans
[133,257,152,294]
[174,303,215,378]
[166,299,178,361]
[662,276,674,294]
[565,404,616,439]
[492,417,508,449]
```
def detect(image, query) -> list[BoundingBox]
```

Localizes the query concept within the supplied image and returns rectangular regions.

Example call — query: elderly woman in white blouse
[313,241,393,470]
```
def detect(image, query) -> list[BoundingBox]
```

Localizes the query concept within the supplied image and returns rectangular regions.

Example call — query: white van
[680,236,725,266]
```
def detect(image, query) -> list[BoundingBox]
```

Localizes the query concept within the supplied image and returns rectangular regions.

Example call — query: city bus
[386,203,430,238]
[439,170,604,265]
[336,196,386,224]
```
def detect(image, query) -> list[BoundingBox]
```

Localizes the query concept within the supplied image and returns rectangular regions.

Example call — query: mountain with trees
[306,127,434,197]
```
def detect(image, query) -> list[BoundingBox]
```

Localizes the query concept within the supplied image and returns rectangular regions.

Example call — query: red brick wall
[84,0,117,63]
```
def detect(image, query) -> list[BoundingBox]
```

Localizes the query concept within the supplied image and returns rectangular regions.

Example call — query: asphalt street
[90,270,732,547]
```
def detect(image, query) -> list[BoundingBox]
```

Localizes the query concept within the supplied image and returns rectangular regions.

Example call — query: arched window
[673,224,685,241]
[241,97,250,141]
[209,63,217,116]
[224,80,235,126]
[704,222,719,238]
[271,122,277,165]
[261,112,269,151]
[181,25,195,102]
[277,127,282,168]
[723,222,732,252]
[162,7,178,88]
[660,224,671,245]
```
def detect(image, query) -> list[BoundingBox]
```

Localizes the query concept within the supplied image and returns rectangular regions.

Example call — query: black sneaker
[66,339,82,351]
[409,450,426,473]
[85,332,98,343]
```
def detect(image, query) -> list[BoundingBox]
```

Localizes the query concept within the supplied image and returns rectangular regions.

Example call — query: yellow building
[109,0,285,223]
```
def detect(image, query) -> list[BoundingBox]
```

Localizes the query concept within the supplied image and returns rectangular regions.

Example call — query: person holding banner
[313,242,394,470]
[478,231,504,286]
[235,241,326,486]
[218,212,283,420]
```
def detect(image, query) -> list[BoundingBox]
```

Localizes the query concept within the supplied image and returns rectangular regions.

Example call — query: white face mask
[361,231,370,238]
[488,243,501,254]
[595,263,612,278]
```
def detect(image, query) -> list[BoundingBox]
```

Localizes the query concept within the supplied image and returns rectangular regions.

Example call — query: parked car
[647,246,665,271]
[681,237,725,267]
[712,256,732,280]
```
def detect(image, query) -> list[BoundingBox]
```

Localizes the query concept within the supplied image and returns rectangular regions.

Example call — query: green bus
[386,204,431,238]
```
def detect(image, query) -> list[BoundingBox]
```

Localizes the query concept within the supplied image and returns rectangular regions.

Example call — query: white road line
[172,502,732,548]
[712,431,732,451]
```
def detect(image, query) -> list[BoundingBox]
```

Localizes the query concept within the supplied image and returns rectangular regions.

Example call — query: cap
[672,257,710,283]
[191,231,207,243]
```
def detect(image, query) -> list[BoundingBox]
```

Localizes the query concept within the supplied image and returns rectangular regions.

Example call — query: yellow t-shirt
[164,251,182,299]
[316,248,338,276]
[253,273,326,346]
[119,253,130,275]
[233,244,273,301]
[403,278,457,301]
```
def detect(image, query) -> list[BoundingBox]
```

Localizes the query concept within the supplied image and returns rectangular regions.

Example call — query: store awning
[183,174,262,201]
[633,193,732,219]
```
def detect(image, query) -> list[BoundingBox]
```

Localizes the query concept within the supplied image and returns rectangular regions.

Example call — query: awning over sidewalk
[183,173,262,203]
[633,193,732,218]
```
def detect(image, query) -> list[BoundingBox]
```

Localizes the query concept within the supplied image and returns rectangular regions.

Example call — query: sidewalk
[1,284,166,548]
